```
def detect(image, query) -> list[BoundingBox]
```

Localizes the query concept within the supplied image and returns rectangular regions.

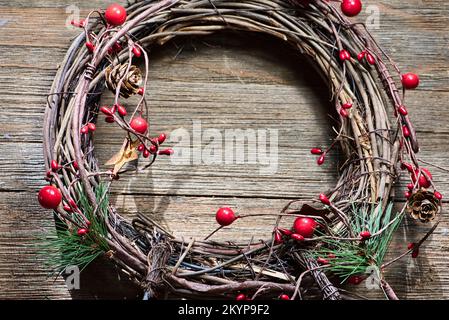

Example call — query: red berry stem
[203,225,225,241]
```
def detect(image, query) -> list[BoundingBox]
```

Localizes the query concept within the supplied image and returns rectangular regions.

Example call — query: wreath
[39,0,442,300]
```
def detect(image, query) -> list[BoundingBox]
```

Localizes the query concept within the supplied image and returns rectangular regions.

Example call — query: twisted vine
[41,0,441,300]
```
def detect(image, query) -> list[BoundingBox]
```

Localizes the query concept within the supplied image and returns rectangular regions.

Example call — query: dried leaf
[105,138,141,174]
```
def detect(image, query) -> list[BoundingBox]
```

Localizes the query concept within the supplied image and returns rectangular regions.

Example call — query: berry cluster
[401,163,442,201]
[311,0,434,224]
[39,159,90,235]
[39,3,174,234]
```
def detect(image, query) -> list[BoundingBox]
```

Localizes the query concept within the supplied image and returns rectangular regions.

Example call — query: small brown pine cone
[406,190,441,223]
[105,64,143,98]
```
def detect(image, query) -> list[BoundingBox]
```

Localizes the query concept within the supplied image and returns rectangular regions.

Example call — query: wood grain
[0,0,448,299]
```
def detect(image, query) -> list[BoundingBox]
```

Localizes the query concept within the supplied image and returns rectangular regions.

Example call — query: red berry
[46,170,52,178]
[117,105,127,117]
[77,228,88,236]
[149,145,157,154]
[108,42,120,54]
[278,228,292,236]
[341,0,362,17]
[293,217,317,238]
[348,275,363,285]
[405,191,411,199]
[339,49,351,62]
[157,133,167,145]
[138,87,145,96]
[402,125,410,138]
[68,199,78,209]
[317,257,329,265]
[132,46,142,58]
[317,154,326,166]
[73,161,79,171]
[80,126,89,134]
[236,294,247,301]
[216,207,237,226]
[401,162,413,172]
[319,193,331,205]
[100,106,113,116]
[105,116,115,123]
[411,248,419,258]
[366,53,376,65]
[402,73,420,90]
[398,105,408,116]
[137,144,145,152]
[279,294,290,300]
[71,19,85,28]
[63,204,72,212]
[274,231,283,244]
[310,148,323,155]
[340,108,349,118]
[360,231,371,240]
[418,177,431,189]
[328,253,336,259]
[357,51,366,61]
[407,183,414,191]
[38,186,62,209]
[85,41,95,53]
[130,117,148,134]
[88,123,96,132]
[407,242,416,250]
[143,149,150,158]
[51,160,61,172]
[291,233,305,242]
[113,41,122,52]
[412,168,432,189]
[342,103,353,110]
[105,3,127,26]
[158,148,174,156]
[434,191,443,201]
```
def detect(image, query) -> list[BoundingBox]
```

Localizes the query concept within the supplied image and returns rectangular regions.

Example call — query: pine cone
[406,190,441,223]
[105,64,143,98]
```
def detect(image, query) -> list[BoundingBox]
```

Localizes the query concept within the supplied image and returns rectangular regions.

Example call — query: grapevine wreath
[39,0,443,300]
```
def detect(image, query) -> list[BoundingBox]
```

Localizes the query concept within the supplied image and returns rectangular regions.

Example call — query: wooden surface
[0,0,448,299]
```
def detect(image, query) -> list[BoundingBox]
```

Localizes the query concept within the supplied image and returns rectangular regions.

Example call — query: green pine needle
[37,183,110,276]
[312,202,403,282]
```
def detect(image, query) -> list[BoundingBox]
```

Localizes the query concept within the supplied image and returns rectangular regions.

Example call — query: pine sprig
[37,183,110,275]
[313,203,403,282]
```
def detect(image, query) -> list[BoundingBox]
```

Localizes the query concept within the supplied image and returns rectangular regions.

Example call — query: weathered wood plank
[0,0,448,299]
[1,63,449,198]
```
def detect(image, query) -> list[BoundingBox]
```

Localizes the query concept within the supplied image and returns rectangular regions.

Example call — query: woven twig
[42,0,440,300]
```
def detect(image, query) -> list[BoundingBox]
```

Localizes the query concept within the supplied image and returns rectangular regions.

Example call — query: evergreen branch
[37,183,110,275]
[312,202,403,282]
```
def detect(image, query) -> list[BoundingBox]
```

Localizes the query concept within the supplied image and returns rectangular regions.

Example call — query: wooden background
[0,0,448,299]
